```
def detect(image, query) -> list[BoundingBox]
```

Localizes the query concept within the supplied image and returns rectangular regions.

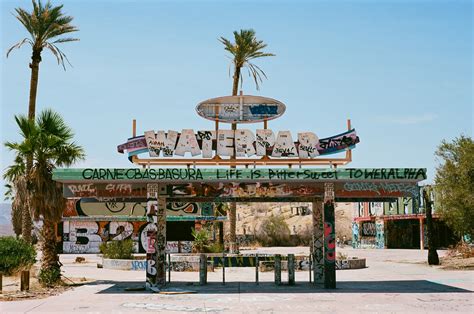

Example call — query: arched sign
[196,95,286,124]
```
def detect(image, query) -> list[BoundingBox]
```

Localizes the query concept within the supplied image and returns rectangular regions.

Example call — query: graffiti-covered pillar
[311,200,324,284]
[351,221,360,249]
[323,182,336,289]
[375,218,385,249]
[145,184,167,291]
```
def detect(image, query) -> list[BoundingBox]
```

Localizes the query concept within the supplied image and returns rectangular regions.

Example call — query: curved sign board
[196,95,286,124]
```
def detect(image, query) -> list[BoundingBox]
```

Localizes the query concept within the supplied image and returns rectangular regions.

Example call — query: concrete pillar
[156,196,167,286]
[288,254,295,285]
[351,221,360,249]
[323,183,336,289]
[199,254,207,285]
[274,254,281,285]
[311,200,324,284]
[375,218,385,249]
[145,184,167,291]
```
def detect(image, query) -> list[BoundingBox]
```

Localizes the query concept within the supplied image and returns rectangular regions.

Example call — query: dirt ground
[0,264,90,302]
[440,256,474,270]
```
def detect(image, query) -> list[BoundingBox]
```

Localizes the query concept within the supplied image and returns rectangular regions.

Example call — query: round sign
[196,95,286,124]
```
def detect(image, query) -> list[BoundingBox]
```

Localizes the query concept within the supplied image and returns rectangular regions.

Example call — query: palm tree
[219,29,275,96]
[4,157,28,237]
[5,109,85,285]
[219,29,274,252]
[6,0,79,243]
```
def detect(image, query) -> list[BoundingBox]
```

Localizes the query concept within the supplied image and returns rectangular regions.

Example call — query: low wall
[102,255,366,272]
[102,256,214,272]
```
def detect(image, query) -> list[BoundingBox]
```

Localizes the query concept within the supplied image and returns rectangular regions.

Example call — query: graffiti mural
[311,201,324,284]
[323,183,336,289]
[375,219,385,249]
[145,184,159,290]
[61,220,192,254]
[170,182,323,198]
[155,196,167,287]
[335,260,349,270]
[351,221,360,248]
[361,221,376,237]
[64,198,207,218]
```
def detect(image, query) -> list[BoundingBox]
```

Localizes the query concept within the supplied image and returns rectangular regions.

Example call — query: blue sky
[1,0,472,197]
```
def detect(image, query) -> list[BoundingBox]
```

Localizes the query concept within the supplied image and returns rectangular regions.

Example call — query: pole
[255,253,259,285]
[20,270,29,291]
[199,254,207,285]
[288,254,295,285]
[222,253,226,285]
[168,253,171,283]
[274,254,281,285]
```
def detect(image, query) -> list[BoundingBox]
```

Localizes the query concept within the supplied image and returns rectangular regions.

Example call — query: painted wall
[59,198,223,254]
[60,220,193,254]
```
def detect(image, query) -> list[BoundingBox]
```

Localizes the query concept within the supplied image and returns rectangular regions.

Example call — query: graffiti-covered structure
[352,186,458,249]
[58,197,223,254]
[52,94,428,292]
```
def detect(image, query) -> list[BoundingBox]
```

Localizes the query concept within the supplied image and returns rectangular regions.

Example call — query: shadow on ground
[93,280,472,294]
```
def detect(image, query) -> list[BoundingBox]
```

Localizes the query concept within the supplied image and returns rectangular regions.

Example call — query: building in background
[352,186,458,249]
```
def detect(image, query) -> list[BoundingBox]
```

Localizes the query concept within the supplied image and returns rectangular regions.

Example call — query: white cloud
[392,113,438,125]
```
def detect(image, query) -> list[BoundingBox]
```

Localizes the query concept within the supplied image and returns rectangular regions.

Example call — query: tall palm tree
[219,29,274,252]
[219,29,275,96]
[6,0,79,243]
[5,109,85,285]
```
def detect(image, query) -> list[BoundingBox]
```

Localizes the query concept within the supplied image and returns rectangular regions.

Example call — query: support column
[311,200,324,284]
[375,218,385,249]
[145,184,167,291]
[419,217,425,250]
[323,183,336,289]
[351,221,360,249]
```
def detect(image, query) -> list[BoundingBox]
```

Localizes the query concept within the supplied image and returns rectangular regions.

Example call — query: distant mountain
[0,203,11,225]
[0,203,14,236]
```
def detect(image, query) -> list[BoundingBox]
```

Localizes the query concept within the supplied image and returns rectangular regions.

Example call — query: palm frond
[6,38,33,57]
[219,28,274,92]
[9,0,78,68]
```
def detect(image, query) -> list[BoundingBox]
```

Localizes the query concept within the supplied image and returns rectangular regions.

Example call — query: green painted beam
[53,168,427,183]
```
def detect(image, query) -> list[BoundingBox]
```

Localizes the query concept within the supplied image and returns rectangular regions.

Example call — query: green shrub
[0,236,36,275]
[207,242,224,253]
[256,215,292,246]
[38,266,61,287]
[191,227,212,253]
[100,239,134,259]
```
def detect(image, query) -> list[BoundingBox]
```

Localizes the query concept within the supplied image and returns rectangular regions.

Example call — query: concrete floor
[1,248,473,313]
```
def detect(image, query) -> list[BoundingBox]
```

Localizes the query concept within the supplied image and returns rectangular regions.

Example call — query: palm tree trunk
[228,70,241,253]
[22,55,41,243]
[21,199,32,243]
[232,67,241,96]
[28,59,40,120]
[41,219,60,274]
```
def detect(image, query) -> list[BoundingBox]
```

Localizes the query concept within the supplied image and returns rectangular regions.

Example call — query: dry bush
[446,241,474,258]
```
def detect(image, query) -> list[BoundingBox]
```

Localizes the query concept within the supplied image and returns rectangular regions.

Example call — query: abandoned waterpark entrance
[52,94,427,291]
